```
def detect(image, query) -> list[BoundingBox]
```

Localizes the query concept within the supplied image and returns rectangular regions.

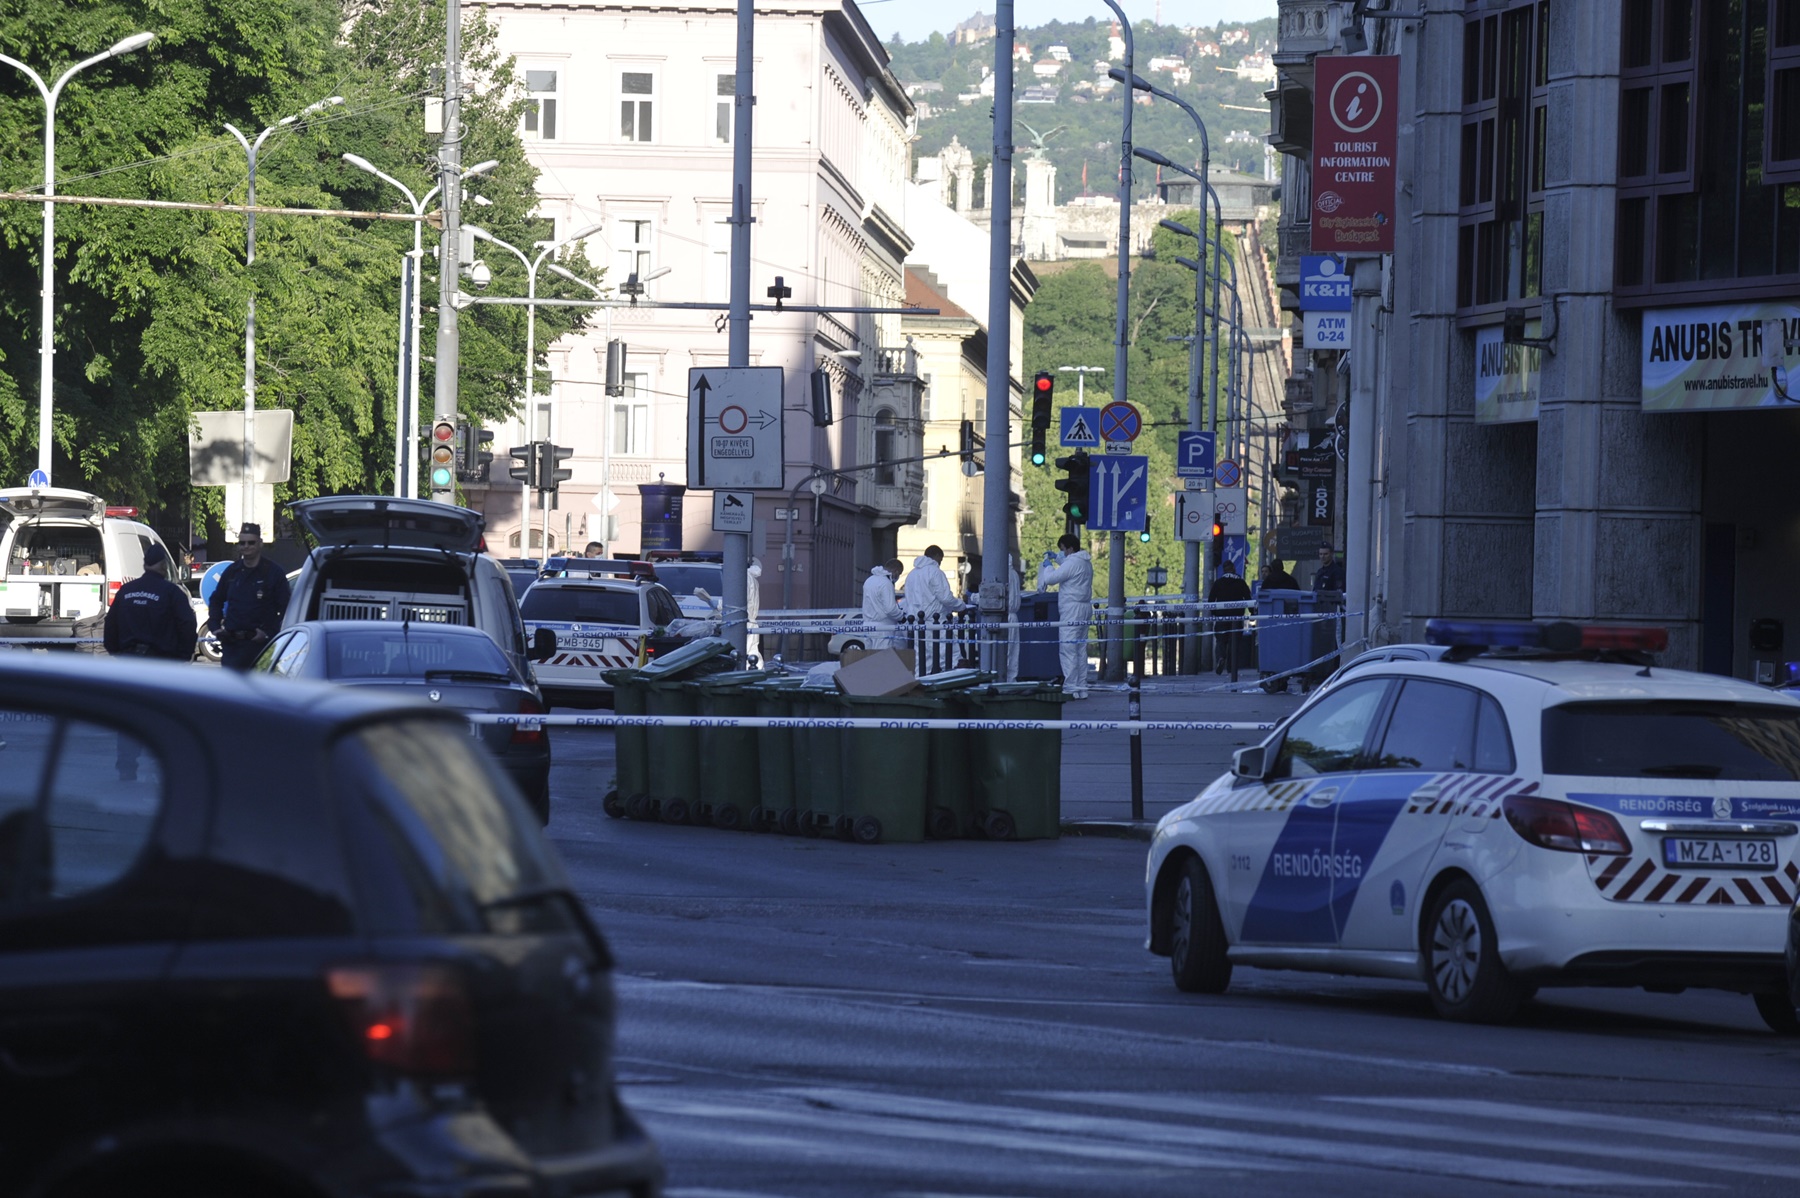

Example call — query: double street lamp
[224,96,344,528]
[343,153,499,497]
[0,32,156,485]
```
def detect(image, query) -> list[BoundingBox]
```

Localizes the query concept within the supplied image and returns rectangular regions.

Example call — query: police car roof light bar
[1424,618,1667,654]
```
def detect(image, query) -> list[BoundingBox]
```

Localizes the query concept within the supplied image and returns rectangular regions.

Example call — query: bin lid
[638,637,735,678]
[915,668,991,692]
[693,669,774,689]
[601,668,646,684]
[977,681,1065,696]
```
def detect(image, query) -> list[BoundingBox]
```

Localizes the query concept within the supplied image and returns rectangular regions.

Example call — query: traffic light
[429,419,457,491]
[457,425,493,483]
[958,419,985,476]
[508,443,538,488]
[538,442,574,495]
[605,339,627,397]
[1211,509,1225,569]
[1030,371,1054,466]
[1054,450,1091,526]
[1138,518,1152,544]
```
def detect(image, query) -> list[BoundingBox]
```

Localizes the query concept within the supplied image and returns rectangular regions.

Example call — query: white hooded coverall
[745,557,762,664]
[861,565,902,649]
[1036,549,1094,696]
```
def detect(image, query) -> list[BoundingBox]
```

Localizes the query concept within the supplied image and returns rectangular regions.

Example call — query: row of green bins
[752,678,807,834]
[601,639,735,822]
[960,682,1066,841]
[691,670,773,830]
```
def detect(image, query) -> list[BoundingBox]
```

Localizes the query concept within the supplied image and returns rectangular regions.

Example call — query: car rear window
[520,586,638,625]
[336,719,565,931]
[1542,701,1800,781]
[328,629,511,679]
[652,565,721,596]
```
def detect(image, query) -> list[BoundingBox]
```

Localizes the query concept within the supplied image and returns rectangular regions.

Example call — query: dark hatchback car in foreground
[0,655,661,1198]
[255,620,552,822]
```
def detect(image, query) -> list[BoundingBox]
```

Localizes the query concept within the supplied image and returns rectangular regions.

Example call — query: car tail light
[325,962,476,1078]
[107,580,122,606]
[104,505,140,518]
[1503,795,1631,855]
[512,695,545,744]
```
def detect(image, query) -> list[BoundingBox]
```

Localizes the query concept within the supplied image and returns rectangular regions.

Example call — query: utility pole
[432,0,462,503]
[979,0,1016,671]
[721,0,755,656]
[1102,0,1134,684]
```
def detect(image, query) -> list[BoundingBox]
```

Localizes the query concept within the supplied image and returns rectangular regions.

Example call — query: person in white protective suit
[902,545,957,670]
[745,556,762,665]
[1036,533,1093,698]
[861,559,904,649]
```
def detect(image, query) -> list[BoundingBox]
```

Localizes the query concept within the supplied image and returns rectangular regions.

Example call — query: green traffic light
[431,467,453,487]
[1139,529,1152,543]
[1031,451,1046,466]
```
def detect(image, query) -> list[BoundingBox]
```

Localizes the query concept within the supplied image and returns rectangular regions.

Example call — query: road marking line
[1337,1097,1800,1151]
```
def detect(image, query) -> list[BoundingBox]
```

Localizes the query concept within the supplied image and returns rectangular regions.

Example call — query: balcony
[1276,220,1310,285]
[1277,1,1348,59]
[868,344,926,526]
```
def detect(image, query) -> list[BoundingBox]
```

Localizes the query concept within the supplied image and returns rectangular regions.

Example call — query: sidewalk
[1056,673,1304,832]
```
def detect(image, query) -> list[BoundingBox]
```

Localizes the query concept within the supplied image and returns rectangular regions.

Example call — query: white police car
[519,575,702,707]
[1146,619,1800,1029]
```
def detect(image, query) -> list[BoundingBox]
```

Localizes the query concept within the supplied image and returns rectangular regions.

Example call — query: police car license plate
[560,634,615,651]
[1662,837,1777,869]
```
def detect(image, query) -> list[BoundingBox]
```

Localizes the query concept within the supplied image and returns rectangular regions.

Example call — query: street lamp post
[343,154,498,497]
[225,96,343,530]
[0,32,155,485]
[1056,364,1105,407]
[466,223,604,560]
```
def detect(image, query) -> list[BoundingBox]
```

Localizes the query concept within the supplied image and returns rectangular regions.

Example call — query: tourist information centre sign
[1312,55,1398,254]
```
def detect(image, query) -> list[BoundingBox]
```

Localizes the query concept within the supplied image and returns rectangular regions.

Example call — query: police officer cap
[142,543,170,571]
[240,523,262,539]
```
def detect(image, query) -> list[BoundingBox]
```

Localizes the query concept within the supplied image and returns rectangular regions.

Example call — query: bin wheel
[798,811,822,838]
[747,805,768,831]
[984,810,1016,841]
[625,794,654,821]
[714,804,743,832]
[852,815,883,844]
[779,808,801,836]
[661,798,691,825]
[603,790,627,820]
[834,814,856,841]
[927,807,960,840]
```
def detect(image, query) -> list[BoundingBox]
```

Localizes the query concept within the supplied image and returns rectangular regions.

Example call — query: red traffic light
[1034,374,1053,392]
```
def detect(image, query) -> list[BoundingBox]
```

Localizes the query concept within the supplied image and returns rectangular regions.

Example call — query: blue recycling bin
[1254,588,1315,677]
[1016,591,1061,682]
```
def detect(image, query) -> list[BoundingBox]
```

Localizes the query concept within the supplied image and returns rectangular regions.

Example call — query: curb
[1059,819,1156,842]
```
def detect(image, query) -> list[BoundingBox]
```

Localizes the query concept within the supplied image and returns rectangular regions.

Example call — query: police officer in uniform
[207,523,290,671]
[104,543,198,661]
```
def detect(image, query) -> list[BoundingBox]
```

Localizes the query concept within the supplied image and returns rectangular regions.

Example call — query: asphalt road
[547,726,1800,1198]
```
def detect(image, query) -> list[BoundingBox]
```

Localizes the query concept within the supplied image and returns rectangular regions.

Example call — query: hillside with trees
[885,15,1277,204]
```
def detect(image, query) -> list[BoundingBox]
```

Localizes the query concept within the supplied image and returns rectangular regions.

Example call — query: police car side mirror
[531,627,557,662]
[1233,744,1268,780]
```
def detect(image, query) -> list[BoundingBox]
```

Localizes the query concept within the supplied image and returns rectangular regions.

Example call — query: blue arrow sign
[1224,535,1249,578]
[27,469,48,487]
[1088,454,1148,531]
[1176,430,1215,479]
[1059,407,1100,447]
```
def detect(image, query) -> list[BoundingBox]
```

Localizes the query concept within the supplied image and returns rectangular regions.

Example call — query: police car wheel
[1424,880,1522,1024]
[1170,857,1232,994]
[1752,991,1800,1036]
[838,639,865,657]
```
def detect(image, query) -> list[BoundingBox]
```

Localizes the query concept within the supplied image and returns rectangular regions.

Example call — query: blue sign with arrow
[1059,407,1100,448]
[1088,455,1149,532]
[1176,430,1215,479]
[27,469,48,487]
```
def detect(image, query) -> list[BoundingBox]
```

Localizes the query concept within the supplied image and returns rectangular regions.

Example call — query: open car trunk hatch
[0,488,105,528]
[290,496,483,552]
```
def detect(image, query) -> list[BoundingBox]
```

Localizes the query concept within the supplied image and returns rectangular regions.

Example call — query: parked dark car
[0,654,662,1198]
[254,620,552,822]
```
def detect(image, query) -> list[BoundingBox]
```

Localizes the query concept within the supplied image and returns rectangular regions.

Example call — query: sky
[861,1,1279,45]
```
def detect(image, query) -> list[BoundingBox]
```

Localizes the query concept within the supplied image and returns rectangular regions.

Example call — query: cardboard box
[834,647,920,696]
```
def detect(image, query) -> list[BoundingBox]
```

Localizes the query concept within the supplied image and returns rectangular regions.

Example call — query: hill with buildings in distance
[885,15,1278,204]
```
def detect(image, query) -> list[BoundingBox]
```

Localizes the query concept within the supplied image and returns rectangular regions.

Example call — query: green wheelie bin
[751,677,807,833]
[637,637,738,825]
[959,682,1067,840]
[602,668,650,820]
[832,692,948,844]
[692,670,773,831]
[792,685,849,839]
[914,669,990,839]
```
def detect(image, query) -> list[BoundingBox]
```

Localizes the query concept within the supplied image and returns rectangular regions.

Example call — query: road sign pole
[977,0,1016,675]
[1102,0,1134,685]
[720,0,755,658]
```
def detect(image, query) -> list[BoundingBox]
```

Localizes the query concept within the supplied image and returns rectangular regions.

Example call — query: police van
[0,488,176,647]
[1146,620,1800,1030]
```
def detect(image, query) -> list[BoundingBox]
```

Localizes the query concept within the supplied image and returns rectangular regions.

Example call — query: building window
[874,409,898,486]
[1616,0,1800,294]
[621,72,655,143]
[716,74,734,144]
[523,69,559,141]
[705,217,731,302]
[1457,1,1549,311]
[612,373,649,455]
[615,218,655,293]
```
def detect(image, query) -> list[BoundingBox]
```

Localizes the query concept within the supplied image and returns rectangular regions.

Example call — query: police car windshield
[328,629,512,680]
[1541,701,1800,781]
[521,587,638,625]
[651,565,720,595]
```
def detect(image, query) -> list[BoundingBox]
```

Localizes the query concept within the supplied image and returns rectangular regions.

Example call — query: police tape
[468,712,1282,733]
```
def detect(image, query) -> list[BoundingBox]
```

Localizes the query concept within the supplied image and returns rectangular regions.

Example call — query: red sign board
[1311,55,1399,254]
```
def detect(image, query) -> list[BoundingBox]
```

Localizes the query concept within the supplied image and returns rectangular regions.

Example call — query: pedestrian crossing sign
[1060,407,1100,447]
